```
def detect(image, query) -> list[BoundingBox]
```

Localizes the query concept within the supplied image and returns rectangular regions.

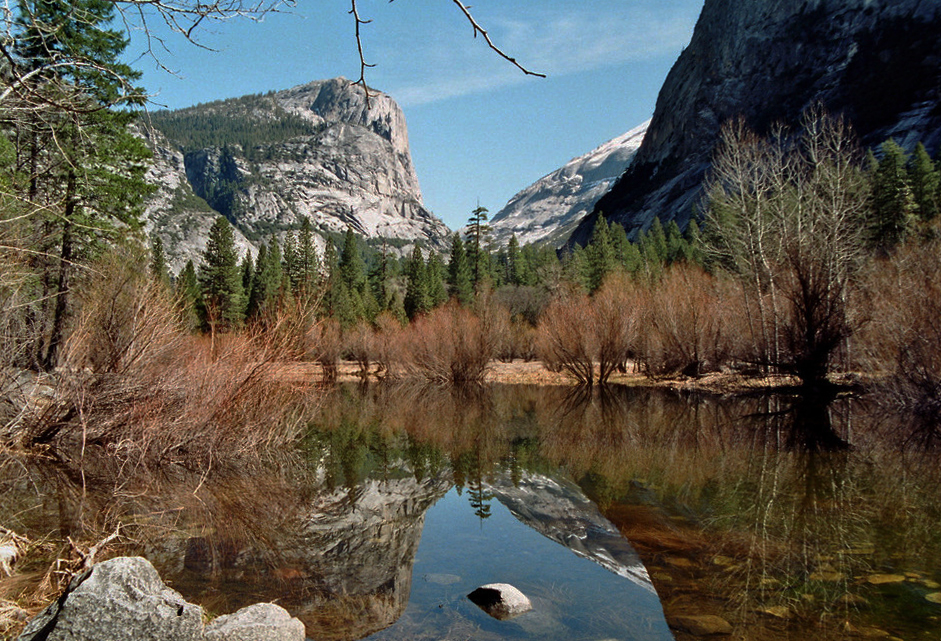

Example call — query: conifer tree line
[1,0,939,402]
[167,117,941,355]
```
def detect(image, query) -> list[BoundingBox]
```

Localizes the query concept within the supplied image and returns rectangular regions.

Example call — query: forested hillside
[148,93,323,159]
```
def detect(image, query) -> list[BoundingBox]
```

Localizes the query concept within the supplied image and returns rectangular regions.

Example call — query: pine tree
[586,213,616,292]
[13,0,152,367]
[176,260,201,332]
[240,252,254,294]
[664,219,685,264]
[339,228,367,293]
[682,219,705,265]
[370,242,397,312]
[869,139,915,253]
[404,246,431,320]
[296,216,320,294]
[645,217,668,263]
[910,142,940,223]
[282,230,298,287]
[247,237,284,320]
[322,239,353,323]
[465,204,492,290]
[561,245,589,292]
[506,234,532,286]
[427,252,449,308]
[447,233,474,305]
[150,234,169,285]
[199,216,245,332]
[610,222,630,265]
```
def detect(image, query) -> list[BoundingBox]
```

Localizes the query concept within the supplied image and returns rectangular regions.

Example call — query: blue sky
[124,1,704,231]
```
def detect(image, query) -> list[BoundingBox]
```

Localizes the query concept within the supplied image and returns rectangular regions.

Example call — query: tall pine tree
[199,216,245,333]
[869,139,915,253]
[447,233,474,305]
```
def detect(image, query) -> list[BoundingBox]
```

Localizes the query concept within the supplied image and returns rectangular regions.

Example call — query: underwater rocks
[16,556,304,641]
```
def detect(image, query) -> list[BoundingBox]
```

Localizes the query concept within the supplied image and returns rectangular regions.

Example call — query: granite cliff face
[489,121,648,248]
[144,78,450,272]
[574,0,941,244]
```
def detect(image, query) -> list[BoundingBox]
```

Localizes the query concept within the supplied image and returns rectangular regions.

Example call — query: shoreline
[272,359,870,395]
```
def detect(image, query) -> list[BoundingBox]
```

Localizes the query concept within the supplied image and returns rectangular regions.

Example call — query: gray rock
[490,121,647,248]
[16,557,308,641]
[204,603,305,641]
[467,583,532,620]
[143,77,451,275]
[17,556,203,641]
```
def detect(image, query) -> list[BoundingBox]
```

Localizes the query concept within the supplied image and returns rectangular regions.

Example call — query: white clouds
[382,2,700,107]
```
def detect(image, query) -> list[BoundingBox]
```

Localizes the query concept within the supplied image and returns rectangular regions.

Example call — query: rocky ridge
[574,0,941,245]
[489,121,648,248]
[143,78,451,273]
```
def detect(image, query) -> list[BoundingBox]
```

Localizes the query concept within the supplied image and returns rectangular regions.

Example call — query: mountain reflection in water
[1,383,940,640]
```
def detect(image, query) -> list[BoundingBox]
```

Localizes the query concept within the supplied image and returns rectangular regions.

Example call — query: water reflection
[2,383,940,639]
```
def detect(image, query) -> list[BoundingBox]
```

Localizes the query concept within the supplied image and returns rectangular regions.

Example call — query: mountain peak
[144,78,448,272]
[489,121,648,248]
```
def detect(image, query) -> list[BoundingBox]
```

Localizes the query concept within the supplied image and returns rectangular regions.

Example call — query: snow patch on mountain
[489,121,648,248]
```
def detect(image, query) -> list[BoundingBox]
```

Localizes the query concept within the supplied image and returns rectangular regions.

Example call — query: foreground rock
[467,583,532,620]
[204,603,305,641]
[16,557,303,641]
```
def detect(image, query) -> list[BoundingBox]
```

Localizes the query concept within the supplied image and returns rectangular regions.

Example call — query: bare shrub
[496,319,538,362]
[401,302,497,384]
[15,255,315,464]
[591,274,640,383]
[859,242,941,413]
[63,249,184,375]
[537,292,595,385]
[704,109,868,385]
[537,278,639,386]
[643,266,730,377]
[308,318,342,384]
[343,319,374,377]
[0,207,44,369]
[372,312,405,379]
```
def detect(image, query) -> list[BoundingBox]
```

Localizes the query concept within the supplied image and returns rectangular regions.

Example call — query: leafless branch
[450,0,545,79]
[350,0,545,105]
[349,0,376,105]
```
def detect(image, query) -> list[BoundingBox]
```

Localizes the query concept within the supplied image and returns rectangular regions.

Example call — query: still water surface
[3,383,941,640]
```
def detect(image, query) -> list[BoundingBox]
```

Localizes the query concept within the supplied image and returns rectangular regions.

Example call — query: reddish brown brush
[17,255,317,466]
[401,302,497,384]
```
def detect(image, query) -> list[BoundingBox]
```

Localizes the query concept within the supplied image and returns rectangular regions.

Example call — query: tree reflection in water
[1,382,940,639]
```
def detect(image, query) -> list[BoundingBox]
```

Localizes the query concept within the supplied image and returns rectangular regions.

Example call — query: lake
[2,383,940,640]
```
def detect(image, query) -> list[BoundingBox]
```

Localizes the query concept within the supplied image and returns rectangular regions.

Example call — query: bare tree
[703,108,869,386]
